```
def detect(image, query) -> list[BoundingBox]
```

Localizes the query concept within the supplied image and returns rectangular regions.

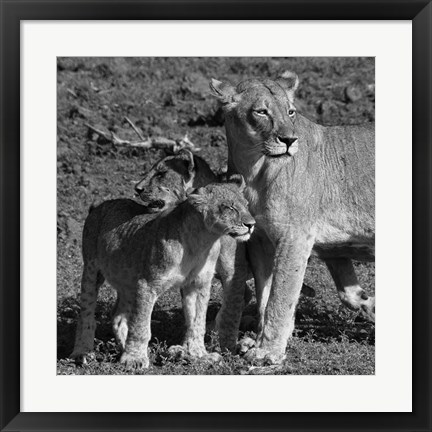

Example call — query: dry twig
[85,122,200,153]
[124,116,146,141]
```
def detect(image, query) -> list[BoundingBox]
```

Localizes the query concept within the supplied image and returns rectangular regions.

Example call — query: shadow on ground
[57,293,374,361]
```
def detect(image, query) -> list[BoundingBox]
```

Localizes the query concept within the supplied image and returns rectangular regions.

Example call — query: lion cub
[71,177,255,369]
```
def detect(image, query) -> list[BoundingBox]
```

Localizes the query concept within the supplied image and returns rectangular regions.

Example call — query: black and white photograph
[56,57,375,376]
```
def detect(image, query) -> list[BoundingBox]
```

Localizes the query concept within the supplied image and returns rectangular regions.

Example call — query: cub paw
[360,296,375,322]
[167,345,187,360]
[243,347,286,365]
[70,350,93,366]
[120,352,149,369]
[237,336,256,355]
[202,352,223,364]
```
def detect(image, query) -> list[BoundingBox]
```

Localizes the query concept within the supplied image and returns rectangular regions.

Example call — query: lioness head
[210,71,300,159]
[135,149,195,212]
[188,175,256,241]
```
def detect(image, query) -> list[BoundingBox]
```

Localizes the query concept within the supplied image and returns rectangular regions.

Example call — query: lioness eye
[254,109,268,116]
[288,109,296,117]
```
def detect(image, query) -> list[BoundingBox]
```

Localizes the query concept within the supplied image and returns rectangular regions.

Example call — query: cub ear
[210,78,237,104]
[188,187,208,206]
[176,149,195,174]
[155,159,168,173]
[166,150,195,179]
[276,71,299,100]
[227,174,246,193]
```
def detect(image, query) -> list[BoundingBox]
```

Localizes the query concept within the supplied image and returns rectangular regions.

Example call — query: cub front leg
[325,258,375,322]
[245,233,315,365]
[215,241,249,353]
[177,281,210,358]
[120,283,157,369]
[70,265,105,364]
[171,258,221,363]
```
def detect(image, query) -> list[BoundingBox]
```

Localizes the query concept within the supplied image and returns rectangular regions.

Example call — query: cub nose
[243,217,256,231]
[277,136,298,147]
[148,199,165,209]
[135,182,144,193]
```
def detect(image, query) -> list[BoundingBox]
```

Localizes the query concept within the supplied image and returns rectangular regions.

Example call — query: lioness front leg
[325,258,375,322]
[247,231,275,336]
[245,234,314,364]
[234,231,275,355]
[120,284,157,369]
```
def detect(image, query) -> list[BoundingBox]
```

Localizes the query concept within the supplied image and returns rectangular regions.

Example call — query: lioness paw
[182,340,208,358]
[120,352,149,369]
[243,347,286,365]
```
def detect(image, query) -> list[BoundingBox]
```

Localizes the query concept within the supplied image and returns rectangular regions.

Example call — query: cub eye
[254,109,268,116]
[288,108,296,117]
[221,204,236,213]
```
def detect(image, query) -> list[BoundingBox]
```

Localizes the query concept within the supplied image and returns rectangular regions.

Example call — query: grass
[57,253,375,375]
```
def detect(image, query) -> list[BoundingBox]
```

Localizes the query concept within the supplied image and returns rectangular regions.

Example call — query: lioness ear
[210,78,237,104]
[227,174,246,193]
[276,71,299,100]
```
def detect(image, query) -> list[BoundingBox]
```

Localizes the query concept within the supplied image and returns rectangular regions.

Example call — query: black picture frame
[1,1,430,431]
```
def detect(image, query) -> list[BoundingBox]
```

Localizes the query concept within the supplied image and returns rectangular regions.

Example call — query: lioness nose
[278,136,298,147]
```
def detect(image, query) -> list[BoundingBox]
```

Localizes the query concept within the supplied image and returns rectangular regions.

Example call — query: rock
[188,104,224,127]
[187,73,210,99]
[66,217,81,244]
[72,163,82,176]
[345,86,362,103]
[318,100,340,124]
[150,125,163,136]
[57,58,84,72]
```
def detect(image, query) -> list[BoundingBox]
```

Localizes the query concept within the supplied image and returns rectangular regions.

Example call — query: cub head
[210,71,300,159]
[135,149,196,212]
[188,174,256,241]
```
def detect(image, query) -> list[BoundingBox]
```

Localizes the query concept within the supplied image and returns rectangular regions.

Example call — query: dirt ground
[57,57,375,375]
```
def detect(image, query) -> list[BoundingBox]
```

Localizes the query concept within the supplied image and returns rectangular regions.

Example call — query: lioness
[211,71,375,363]
[134,149,316,351]
[71,177,255,369]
